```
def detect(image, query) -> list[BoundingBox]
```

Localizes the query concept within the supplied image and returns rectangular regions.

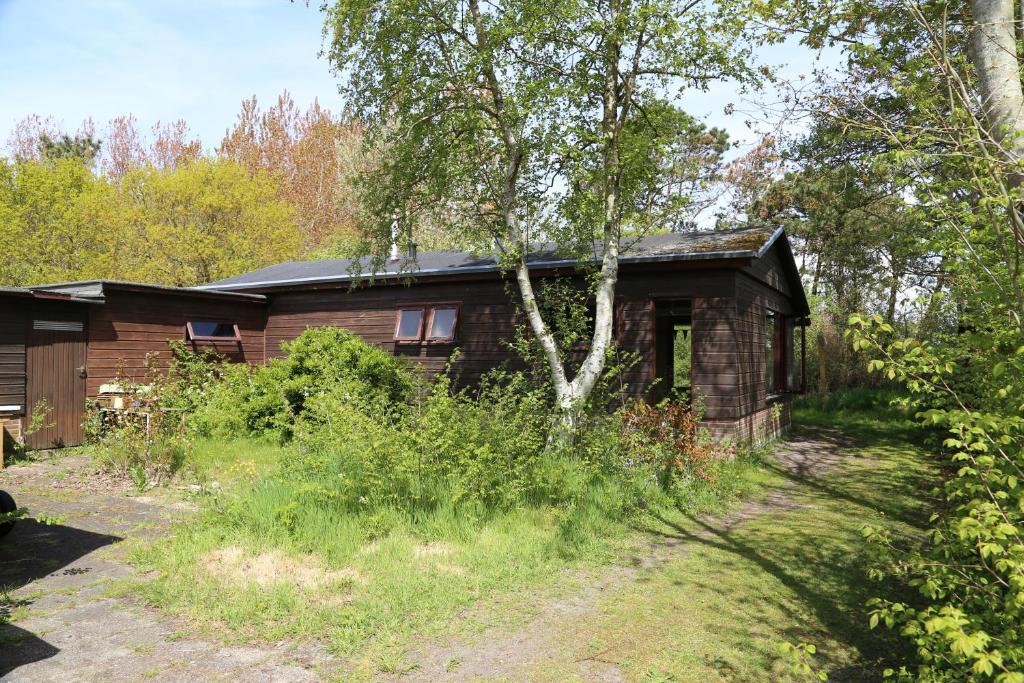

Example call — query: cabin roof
[199,226,785,292]
[17,280,266,303]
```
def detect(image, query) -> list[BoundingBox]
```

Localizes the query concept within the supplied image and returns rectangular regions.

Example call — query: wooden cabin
[0,226,808,450]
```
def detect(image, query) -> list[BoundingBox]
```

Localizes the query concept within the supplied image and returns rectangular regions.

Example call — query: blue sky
[0,0,339,148]
[0,0,840,156]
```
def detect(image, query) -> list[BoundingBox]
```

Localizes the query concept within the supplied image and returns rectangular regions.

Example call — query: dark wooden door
[26,317,87,449]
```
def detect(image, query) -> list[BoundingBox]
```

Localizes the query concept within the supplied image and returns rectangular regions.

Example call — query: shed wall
[85,290,267,396]
[265,280,524,388]
[0,300,27,411]
[737,242,799,411]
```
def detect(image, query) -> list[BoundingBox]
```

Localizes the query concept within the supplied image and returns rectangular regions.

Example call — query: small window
[187,321,241,342]
[426,306,459,342]
[395,308,425,341]
[394,304,460,343]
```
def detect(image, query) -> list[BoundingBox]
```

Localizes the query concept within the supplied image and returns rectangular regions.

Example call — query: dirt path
[0,454,334,682]
[390,429,853,682]
[0,430,851,682]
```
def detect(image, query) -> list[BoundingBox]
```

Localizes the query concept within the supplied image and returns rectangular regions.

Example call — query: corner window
[394,308,425,341]
[765,311,807,395]
[186,321,241,342]
[765,311,779,393]
[785,316,806,393]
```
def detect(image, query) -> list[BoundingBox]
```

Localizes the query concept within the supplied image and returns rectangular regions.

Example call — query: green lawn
[125,408,938,679]
[512,408,938,681]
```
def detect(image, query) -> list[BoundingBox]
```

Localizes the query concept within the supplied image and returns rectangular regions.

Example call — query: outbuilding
[0,226,808,450]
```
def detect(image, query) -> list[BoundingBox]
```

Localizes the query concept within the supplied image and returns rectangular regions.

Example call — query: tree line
[0,93,371,287]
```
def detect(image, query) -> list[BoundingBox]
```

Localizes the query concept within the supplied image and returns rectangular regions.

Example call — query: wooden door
[26,317,87,449]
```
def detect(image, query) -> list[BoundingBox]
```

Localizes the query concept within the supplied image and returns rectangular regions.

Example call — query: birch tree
[970,0,1024,164]
[324,0,772,440]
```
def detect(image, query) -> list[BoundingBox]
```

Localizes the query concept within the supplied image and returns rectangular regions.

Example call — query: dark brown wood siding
[85,290,266,397]
[265,280,522,387]
[263,267,751,420]
[735,241,799,417]
[0,299,27,412]
[26,306,89,448]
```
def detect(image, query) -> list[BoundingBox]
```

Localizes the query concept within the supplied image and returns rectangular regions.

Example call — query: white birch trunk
[471,0,624,447]
[971,0,1024,158]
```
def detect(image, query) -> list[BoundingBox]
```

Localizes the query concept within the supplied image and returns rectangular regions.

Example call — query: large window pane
[396,309,424,340]
[427,307,458,340]
[765,311,776,392]
[785,319,804,392]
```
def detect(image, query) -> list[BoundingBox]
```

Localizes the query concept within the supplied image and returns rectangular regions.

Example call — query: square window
[187,321,241,342]
[395,308,425,341]
[427,306,459,341]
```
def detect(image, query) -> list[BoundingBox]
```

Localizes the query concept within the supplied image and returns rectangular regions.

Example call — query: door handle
[77,366,87,379]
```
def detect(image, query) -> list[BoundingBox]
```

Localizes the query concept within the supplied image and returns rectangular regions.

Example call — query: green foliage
[24,398,55,438]
[169,325,726,521]
[779,641,829,682]
[190,326,415,441]
[323,0,776,428]
[280,370,559,516]
[324,0,760,251]
[0,156,300,287]
[87,344,208,484]
[35,133,102,166]
[619,400,719,488]
[89,402,190,487]
[117,159,300,285]
[849,313,1024,681]
[793,387,907,413]
[114,324,759,667]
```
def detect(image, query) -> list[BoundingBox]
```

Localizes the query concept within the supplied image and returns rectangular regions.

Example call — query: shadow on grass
[630,414,937,679]
[0,518,122,676]
[768,422,940,528]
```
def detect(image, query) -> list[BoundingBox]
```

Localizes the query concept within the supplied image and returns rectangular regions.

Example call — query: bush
[850,313,1024,681]
[619,400,718,486]
[95,324,747,539]
[284,370,563,515]
[87,350,195,487]
[190,326,415,440]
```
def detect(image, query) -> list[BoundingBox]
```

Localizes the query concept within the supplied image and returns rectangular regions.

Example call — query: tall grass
[122,328,779,671]
[131,439,771,668]
[794,386,908,412]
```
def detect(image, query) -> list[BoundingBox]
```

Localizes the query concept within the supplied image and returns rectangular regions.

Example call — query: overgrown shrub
[619,399,718,486]
[190,326,415,440]
[283,370,567,514]
[87,351,194,487]
[93,323,740,537]
[850,313,1024,681]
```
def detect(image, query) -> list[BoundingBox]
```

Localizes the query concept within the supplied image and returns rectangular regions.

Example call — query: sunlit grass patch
[127,438,774,672]
[185,437,293,490]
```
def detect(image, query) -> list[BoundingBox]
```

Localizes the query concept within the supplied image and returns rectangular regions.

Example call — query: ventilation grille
[33,320,84,332]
